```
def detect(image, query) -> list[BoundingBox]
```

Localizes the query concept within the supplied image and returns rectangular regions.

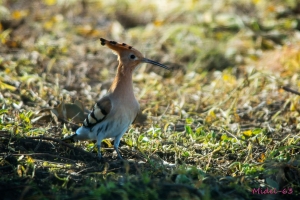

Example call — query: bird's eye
[130,54,136,59]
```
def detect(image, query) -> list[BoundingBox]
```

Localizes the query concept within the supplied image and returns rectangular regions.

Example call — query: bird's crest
[100,38,136,52]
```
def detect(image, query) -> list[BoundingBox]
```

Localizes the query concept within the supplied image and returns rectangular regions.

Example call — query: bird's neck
[109,64,135,99]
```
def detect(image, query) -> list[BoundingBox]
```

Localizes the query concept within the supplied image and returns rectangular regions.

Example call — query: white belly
[75,111,134,141]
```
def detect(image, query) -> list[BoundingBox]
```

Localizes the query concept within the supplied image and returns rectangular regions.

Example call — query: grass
[0,0,300,199]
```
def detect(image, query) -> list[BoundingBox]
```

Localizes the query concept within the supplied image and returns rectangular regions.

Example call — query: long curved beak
[142,58,170,70]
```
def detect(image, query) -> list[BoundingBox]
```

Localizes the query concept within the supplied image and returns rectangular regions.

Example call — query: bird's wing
[83,96,112,127]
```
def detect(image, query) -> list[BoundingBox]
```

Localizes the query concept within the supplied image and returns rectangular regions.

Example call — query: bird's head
[100,38,170,73]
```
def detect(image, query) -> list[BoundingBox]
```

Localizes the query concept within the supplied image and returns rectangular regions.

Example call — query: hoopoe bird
[63,38,170,159]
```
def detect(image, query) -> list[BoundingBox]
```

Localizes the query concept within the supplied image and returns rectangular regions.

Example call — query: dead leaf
[52,100,86,123]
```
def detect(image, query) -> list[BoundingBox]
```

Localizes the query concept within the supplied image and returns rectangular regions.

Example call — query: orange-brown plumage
[63,38,170,159]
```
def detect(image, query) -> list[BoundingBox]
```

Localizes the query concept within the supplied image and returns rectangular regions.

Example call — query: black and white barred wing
[83,96,112,127]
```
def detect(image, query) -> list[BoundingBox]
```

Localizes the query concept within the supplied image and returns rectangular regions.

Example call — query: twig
[0,134,96,158]
[221,127,246,142]
[282,86,300,96]
[0,153,76,163]
[26,136,96,158]
[34,138,42,152]
[76,167,96,174]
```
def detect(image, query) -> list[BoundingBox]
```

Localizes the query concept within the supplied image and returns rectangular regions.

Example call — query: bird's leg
[115,147,123,159]
[114,136,123,159]
[97,144,102,159]
[96,137,103,159]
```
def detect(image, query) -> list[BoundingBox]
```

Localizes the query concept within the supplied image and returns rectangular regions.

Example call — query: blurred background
[1,0,299,101]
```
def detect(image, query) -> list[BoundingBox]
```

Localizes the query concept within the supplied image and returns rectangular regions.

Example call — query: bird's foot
[115,149,123,160]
